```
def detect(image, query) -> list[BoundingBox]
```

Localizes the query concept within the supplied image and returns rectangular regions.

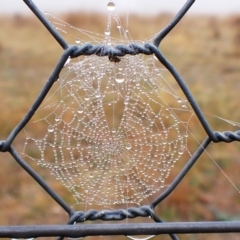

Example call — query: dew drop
[153,54,158,61]
[177,98,182,103]
[112,128,116,133]
[178,148,184,155]
[104,29,111,36]
[12,239,35,240]
[75,38,81,44]
[68,237,82,240]
[107,2,115,11]
[126,143,132,150]
[48,125,54,132]
[115,73,124,83]
[64,57,71,66]
[89,173,94,178]
[55,116,60,122]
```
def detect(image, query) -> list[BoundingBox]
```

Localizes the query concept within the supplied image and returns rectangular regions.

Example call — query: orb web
[22,3,194,206]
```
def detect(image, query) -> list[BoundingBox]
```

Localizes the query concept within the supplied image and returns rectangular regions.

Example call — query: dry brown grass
[0,10,240,240]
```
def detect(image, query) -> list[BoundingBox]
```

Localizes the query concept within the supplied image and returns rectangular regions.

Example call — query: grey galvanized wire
[0,0,240,239]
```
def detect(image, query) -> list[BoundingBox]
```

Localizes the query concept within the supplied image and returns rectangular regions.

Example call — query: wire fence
[0,0,240,239]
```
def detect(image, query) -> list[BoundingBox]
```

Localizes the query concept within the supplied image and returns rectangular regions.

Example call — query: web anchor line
[0,0,239,239]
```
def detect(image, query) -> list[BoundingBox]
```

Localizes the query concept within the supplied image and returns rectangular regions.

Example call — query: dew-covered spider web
[21,1,240,207]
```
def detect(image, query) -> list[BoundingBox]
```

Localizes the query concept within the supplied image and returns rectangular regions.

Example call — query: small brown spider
[108,55,121,63]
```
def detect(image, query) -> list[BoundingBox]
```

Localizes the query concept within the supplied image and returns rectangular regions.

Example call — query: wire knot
[0,140,9,152]
[70,43,154,58]
[72,206,155,222]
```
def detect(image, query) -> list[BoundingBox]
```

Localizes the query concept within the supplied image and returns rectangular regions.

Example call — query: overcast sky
[1,0,240,16]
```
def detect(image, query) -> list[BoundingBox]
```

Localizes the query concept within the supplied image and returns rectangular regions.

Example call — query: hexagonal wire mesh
[0,0,240,239]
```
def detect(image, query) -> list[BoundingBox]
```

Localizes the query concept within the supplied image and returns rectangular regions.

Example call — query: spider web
[22,2,195,207]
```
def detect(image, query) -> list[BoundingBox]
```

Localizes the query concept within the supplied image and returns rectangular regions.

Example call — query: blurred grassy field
[0,10,240,240]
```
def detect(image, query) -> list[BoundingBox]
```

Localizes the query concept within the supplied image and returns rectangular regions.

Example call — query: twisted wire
[214,131,240,143]
[71,206,155,222]
[70,43,153,58]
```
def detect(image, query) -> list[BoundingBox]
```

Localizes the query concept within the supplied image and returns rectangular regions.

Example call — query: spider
[108,55,121,63]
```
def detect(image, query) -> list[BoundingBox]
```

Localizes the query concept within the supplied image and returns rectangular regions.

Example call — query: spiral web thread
[22,4,194,207]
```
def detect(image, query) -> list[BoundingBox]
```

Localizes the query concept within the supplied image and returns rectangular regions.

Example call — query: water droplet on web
[48,125,54,132]
[104,29,111,36]
[89,173,94,178]
[178,148,184,155]
[107,2,115,11]
[115,73,124,83]
[55,116,60,122]
[75,38,81,44]
[68,237,82,240]
[112,128,116,133]
[126,143,132,150]
[12,239,35,240]
[177,97,182,103]
[153,54,158,61]
[127,235,155,240]
[64,57,71,66]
